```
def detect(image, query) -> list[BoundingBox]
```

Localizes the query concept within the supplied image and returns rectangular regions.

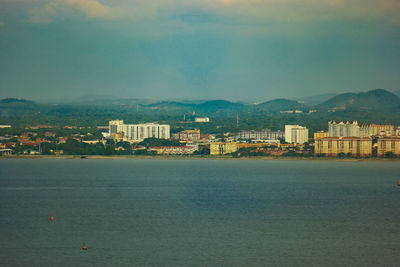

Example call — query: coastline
[1,154,400,162]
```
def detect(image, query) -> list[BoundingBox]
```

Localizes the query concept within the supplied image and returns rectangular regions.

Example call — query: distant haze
[0,0,399,101]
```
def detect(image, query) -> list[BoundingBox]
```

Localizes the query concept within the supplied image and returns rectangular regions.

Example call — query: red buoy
[50,215,55,221]
[82,244,87,250]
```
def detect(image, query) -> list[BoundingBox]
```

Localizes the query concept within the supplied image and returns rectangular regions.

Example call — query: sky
[0,0,399,102]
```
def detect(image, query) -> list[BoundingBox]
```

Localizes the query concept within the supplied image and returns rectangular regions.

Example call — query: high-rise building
[109,120,170,141]
[328,121,394,137]
[328,121,362,137]
[314,137,372,157]
[285,125,309,144]
[210,142,237,155]
[238,129,284,140]
[377,137,400,157]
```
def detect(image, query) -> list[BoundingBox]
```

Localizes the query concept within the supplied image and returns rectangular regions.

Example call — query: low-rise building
[0,148,12,155]
[314,137,372,157]
[45,131,56,137]
[210,142,237,155]
[149,144,199,155]
[237,142,280,149]
[377,137,400,157]
[173,129,200,142]
[195,117,210,123]
[314,131,328,140]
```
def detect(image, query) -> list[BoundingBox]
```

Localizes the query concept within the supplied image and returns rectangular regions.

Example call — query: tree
[385,152,394,158]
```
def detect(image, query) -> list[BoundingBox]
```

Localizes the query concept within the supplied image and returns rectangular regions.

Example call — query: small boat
[82,244,87,250]
[397,181,400,187]
[80,156,87,159]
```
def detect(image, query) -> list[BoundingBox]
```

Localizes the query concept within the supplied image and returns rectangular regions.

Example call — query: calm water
[0,159,400,266]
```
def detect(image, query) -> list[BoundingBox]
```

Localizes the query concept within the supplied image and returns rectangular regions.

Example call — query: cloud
[26,0,117,24]
[21,0,400,26]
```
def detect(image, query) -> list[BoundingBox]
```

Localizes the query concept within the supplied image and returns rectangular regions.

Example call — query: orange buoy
[50,215,55,222]
[82,244,87,250]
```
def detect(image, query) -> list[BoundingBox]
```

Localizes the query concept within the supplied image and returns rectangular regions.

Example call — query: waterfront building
[314,137,372,157]
[173,129,200,142]
[149,144,199,155]
[377,137,400,157]
[109,120,170,142]
[237,142,280,149]
[314,131,329,140]
[210,142,237,155]
[285,125,309,144]
[195,117,210,122]
[0,148,12,155]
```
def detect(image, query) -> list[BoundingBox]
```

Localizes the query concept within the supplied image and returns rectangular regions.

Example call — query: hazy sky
[0,0,399,101]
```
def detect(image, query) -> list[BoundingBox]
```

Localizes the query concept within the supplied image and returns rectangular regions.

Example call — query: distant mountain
[317,89,400,111]
[255,98,305,113]
[391,90,400,98]
[143,101,191,110]
[296,93,337,106]
[196,100,244,111]
[0,98,37,107]
[0,98,38,116]
[142,100,245,112]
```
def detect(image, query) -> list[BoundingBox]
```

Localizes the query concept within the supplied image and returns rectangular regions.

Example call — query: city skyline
[1,0,400,101]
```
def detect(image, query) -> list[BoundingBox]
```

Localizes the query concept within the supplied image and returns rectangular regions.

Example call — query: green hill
[255,98,305,113]
[317,89,400,110]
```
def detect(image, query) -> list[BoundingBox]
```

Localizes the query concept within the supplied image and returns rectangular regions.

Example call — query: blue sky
[0,0,399,102]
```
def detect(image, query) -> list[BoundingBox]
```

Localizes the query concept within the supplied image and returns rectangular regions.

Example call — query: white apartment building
[285,125,309,144]
[328,121,394,138]
[328,121,362,137]
[109,120,170,141]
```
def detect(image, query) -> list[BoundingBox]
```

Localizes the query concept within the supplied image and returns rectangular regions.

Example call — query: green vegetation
[138,138,180,147]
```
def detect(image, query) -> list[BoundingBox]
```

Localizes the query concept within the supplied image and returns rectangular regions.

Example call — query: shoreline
[1,154,400,162]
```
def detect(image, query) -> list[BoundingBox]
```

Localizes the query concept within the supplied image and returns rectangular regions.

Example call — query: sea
[0,158,400,266]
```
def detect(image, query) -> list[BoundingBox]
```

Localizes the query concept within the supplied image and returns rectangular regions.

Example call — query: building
[328,121,362,137]
[285,125,309,144]
[396,127,400,136]
[149,144,199,155]
[210,142,237,155]
[314,131,329,140]
[195,117,210,123]
[329,121,394,137]
[173,129,200,142]
[109,120,170,142]
[45,131,56,137]
[368,124,394,136]
[377,137,400,157]
[0,148,12,155]
[237,142,280,149]
[238,129,284,141]
[314,137,372,157]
